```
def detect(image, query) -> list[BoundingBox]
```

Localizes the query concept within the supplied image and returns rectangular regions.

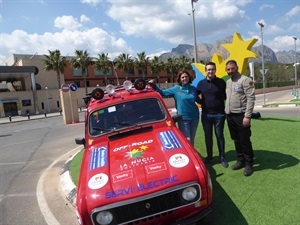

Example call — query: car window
[89,98,166,136]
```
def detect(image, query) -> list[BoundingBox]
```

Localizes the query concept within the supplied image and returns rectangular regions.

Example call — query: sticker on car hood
[88,173,109,190]
[90,146,107,170]
[158,131,182,150]
[169,154,189,168]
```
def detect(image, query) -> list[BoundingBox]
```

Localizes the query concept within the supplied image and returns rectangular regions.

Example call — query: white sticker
[108,106,116,113]
[169,154,189,168]
[88,173,109,190]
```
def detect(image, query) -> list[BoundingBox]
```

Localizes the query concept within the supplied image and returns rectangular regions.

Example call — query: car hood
[82,127,203,211]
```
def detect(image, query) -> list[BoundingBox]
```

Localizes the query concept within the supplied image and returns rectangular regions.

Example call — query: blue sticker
[90,146,107,170]
[159,131,182,150]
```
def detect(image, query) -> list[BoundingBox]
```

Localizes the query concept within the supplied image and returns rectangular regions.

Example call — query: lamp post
[293,36,297,86]
[45,86,50,113]
[258,22,266,105]
[191,0,198,63]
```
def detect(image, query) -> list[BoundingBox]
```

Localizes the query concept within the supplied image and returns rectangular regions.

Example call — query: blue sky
[1,0,299,64]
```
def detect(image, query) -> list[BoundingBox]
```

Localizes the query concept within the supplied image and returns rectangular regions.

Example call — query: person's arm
[148,79,176,97]
[242,77,255,127]
[243,78,255,118]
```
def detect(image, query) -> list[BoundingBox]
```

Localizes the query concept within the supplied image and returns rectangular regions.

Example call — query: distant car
[75,79,213,225]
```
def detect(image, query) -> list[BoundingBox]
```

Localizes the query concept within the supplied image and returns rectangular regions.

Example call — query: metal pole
[68,90,74,124]
[45,87,50,113]
[258,22,266,105]
[191,0,198,63]
[293,37,297,86]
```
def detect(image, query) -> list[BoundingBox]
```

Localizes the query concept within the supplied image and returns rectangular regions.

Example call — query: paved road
[0,115,84,225]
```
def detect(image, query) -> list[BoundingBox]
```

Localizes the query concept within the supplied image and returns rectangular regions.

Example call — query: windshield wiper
[114,121,135,126]
[114,121,143,129]
[92,126,115,132]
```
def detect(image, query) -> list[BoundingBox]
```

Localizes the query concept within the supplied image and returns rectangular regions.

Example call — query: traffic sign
[259,69,268,75]
[61,83,70,92]
[70,83,78,92]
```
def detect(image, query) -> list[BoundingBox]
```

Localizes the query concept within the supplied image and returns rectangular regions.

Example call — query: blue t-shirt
[154,84,201,120]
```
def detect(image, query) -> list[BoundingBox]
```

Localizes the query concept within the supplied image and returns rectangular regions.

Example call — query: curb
[60,152,79,208]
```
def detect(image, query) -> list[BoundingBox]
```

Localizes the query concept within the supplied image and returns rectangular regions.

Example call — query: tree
[165,57,179,85]
[149,56,164,85]
[177,56,192,72]
[94,53,111,86]
[134,52,150,79]
[43,50,66,89]
[71,50,91,94]
[114,53,133,81]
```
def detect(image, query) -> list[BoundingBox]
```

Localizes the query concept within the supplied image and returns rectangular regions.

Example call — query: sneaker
[221,159,229,168]
[244,165,253,176]
[204,157,213,164]
[231,162,245,170]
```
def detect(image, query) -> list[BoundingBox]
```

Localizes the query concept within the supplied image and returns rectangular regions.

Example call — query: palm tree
[43,50,66,89]
[114,53,133,81]
[94,53,111,86]
[134,52,150,79]
[149,56,164,86]
[71,50,91,94]
[177,56,192,71]
[165,57,179,85]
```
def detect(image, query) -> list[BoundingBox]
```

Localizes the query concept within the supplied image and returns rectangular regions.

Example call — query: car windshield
[89,98,166,136]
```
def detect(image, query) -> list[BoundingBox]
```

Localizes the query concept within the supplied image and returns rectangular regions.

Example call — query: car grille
[91,183,201,225]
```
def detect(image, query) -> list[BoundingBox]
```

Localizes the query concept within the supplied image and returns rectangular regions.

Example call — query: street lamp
[45,86,50,113]
[293,36,298,86]
[258,22,266,105]
[191,0,198,63]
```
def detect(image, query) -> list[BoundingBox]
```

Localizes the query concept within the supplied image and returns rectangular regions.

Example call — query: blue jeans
[201,113,226,160]
[178,119,199,146]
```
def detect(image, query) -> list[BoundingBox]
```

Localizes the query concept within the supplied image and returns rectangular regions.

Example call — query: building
[0,54,172,118]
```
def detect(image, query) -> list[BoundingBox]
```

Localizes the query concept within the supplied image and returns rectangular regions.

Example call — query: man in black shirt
[197,62,228,168]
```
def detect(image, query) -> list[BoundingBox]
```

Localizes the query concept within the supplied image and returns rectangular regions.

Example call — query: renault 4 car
[75,79,212,225]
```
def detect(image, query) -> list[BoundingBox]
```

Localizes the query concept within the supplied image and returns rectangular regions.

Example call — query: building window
[94,68,112,76]
[73,68,82,76]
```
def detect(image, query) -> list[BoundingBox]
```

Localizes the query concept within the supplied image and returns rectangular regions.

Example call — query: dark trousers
[201,113,226,160]
[226,113,254,166]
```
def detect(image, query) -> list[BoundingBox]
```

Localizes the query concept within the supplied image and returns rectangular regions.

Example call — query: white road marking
[36,146,82,225]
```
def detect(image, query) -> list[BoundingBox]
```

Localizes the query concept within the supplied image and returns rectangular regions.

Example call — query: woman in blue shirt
[149,71,201,146]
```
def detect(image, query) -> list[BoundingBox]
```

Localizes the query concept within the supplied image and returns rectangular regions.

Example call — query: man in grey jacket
[225,60,255,176]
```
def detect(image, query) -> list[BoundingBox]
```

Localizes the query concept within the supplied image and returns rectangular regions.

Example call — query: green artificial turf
[69,115,300,225]
[69,150,83,186]
[196,116,300,225]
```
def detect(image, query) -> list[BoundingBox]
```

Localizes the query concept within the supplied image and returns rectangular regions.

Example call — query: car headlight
[182,186,198,201]
[96,211,113,225]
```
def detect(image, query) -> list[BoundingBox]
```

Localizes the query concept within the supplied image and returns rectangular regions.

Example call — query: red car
[75,79,212,225]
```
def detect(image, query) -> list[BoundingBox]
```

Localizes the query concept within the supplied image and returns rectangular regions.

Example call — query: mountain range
[159,35,299,65]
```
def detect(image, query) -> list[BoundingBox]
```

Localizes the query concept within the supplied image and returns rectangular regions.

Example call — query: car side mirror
[172,114,183,123]
[75,138,86,147]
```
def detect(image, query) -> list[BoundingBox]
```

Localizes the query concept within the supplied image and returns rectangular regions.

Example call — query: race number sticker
[169,154,189,168]
[88,173,108,189]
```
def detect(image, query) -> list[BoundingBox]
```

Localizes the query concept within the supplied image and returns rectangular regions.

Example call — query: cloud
[80,15,91,23]
[0,27,132,63]
[80,0,102,7]
[286,5,300,17]
[268,35,297,52]
[259,4,274,11]
[54,16,82,31]
[106,0,248,45]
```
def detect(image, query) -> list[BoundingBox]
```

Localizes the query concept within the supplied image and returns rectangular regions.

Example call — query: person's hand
[148,79,155,83]
[243,117,251,127]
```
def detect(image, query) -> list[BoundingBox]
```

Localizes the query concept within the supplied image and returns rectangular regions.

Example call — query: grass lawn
[70,115,300,225]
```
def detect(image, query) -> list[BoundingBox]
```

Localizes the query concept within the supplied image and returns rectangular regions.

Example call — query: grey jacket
[225,73,255,118]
